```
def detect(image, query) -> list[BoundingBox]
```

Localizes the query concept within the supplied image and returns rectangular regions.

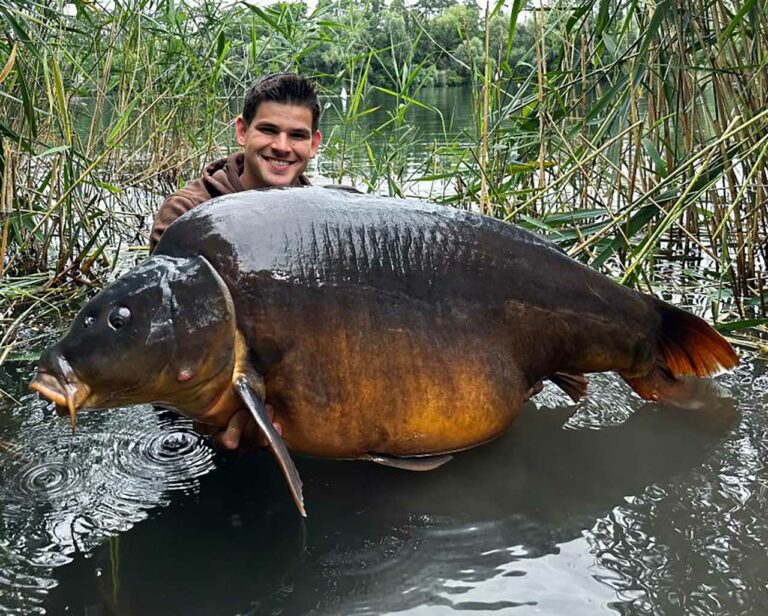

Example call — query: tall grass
[0,0,345,359]
[438,0,767,335]
[1,0,767,362]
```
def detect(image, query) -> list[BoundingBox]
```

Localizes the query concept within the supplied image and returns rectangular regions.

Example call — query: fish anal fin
[362,453,453,471]
[549,371,589,402]
[233,374,306,517]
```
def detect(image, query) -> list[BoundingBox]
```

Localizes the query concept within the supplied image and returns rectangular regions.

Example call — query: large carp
[30,187,738,515]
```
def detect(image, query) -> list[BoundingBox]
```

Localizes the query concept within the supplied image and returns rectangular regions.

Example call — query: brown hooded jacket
[150,152,310,251]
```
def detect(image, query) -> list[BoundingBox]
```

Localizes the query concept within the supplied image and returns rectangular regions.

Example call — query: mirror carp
[30,187,739,516]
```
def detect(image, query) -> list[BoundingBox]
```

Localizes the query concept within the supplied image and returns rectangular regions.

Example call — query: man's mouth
[261,155,296,169]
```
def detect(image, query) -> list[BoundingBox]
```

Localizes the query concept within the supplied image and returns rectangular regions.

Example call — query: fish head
[30,255,238,425]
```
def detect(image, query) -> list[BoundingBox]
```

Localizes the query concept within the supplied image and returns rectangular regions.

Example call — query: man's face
[235,101,321,189]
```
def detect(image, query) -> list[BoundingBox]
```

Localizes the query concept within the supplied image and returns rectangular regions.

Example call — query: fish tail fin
[549,371,589,402]
[621,299,738,408]
[651,298,739,378]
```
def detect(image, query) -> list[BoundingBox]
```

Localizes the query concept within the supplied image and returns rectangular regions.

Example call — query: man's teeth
[265,157,292,167]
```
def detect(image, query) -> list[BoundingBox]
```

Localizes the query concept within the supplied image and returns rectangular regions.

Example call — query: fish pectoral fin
[233,375,306,517]
[361,453,453,471]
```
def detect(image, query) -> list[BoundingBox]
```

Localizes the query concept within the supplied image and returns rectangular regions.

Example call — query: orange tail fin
[622,298,738,408]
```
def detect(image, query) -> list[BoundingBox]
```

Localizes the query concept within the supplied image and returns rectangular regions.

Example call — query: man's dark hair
[242,73,321,131]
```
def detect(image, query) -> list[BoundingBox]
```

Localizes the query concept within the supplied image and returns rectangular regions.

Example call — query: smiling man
[149,73,321,451]
[149,72,321,251]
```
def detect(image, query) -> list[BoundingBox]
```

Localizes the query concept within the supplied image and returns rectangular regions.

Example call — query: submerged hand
[193,403,282,452]
[526,380,544,400]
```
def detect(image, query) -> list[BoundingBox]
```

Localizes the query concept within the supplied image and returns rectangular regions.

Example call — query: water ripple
[0,399,217,612]
[15,461,83,500]
[107,418,215,492]
[307,514,619,615]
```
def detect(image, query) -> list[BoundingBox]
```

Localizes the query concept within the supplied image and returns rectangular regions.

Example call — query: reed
[433,0,767,342]
[1,0,766,364]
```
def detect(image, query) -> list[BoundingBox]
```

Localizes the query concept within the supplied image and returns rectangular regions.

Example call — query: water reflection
[23,367,744,615]
[588,363,768,616]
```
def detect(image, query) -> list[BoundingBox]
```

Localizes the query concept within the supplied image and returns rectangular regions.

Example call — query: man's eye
[260,127,277,135]
[291,132,308,140]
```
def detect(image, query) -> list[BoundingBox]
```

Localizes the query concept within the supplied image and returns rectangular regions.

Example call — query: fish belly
[242,286,528,458]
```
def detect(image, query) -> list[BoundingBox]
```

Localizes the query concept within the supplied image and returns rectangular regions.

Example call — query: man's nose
[272,132,290,151]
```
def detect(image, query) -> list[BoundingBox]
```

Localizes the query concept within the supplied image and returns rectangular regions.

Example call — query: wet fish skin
[31,187,738,461]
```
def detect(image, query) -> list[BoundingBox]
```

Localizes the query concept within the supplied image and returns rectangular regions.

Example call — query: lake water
[2,87,768,614]
[313,86,480,197]
[2,357,767,615]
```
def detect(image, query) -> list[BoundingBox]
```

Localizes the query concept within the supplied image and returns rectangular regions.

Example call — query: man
[150,72,322,451]
[150,72,322,251]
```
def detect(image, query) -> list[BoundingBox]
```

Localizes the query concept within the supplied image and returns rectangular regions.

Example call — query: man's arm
[149,180,213,252]
[150,195,194,252]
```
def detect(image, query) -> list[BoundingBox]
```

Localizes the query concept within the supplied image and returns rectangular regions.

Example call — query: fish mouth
[29,369,92,432]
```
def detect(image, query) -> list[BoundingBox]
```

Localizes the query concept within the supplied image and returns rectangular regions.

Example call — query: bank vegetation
[1,0,767,360]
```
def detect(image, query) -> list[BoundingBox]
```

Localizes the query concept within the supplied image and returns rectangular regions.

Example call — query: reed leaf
[0,43,16,85]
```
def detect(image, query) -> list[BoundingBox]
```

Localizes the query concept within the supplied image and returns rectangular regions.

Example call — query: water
[2,356,767,615]
[315,86,480,196]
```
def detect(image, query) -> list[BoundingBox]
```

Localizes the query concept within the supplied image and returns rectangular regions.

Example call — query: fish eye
[83,316,96,328]
[108,306,132,330]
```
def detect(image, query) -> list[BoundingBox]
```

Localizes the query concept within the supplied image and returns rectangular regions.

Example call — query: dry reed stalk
[0,144,14,279]
[534,3,545,211]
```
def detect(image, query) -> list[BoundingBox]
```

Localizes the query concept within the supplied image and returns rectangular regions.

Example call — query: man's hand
[193,404,282,452]
[525,380,544,400]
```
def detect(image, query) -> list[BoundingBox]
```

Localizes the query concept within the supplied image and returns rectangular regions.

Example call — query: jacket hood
[202,153,245,197]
